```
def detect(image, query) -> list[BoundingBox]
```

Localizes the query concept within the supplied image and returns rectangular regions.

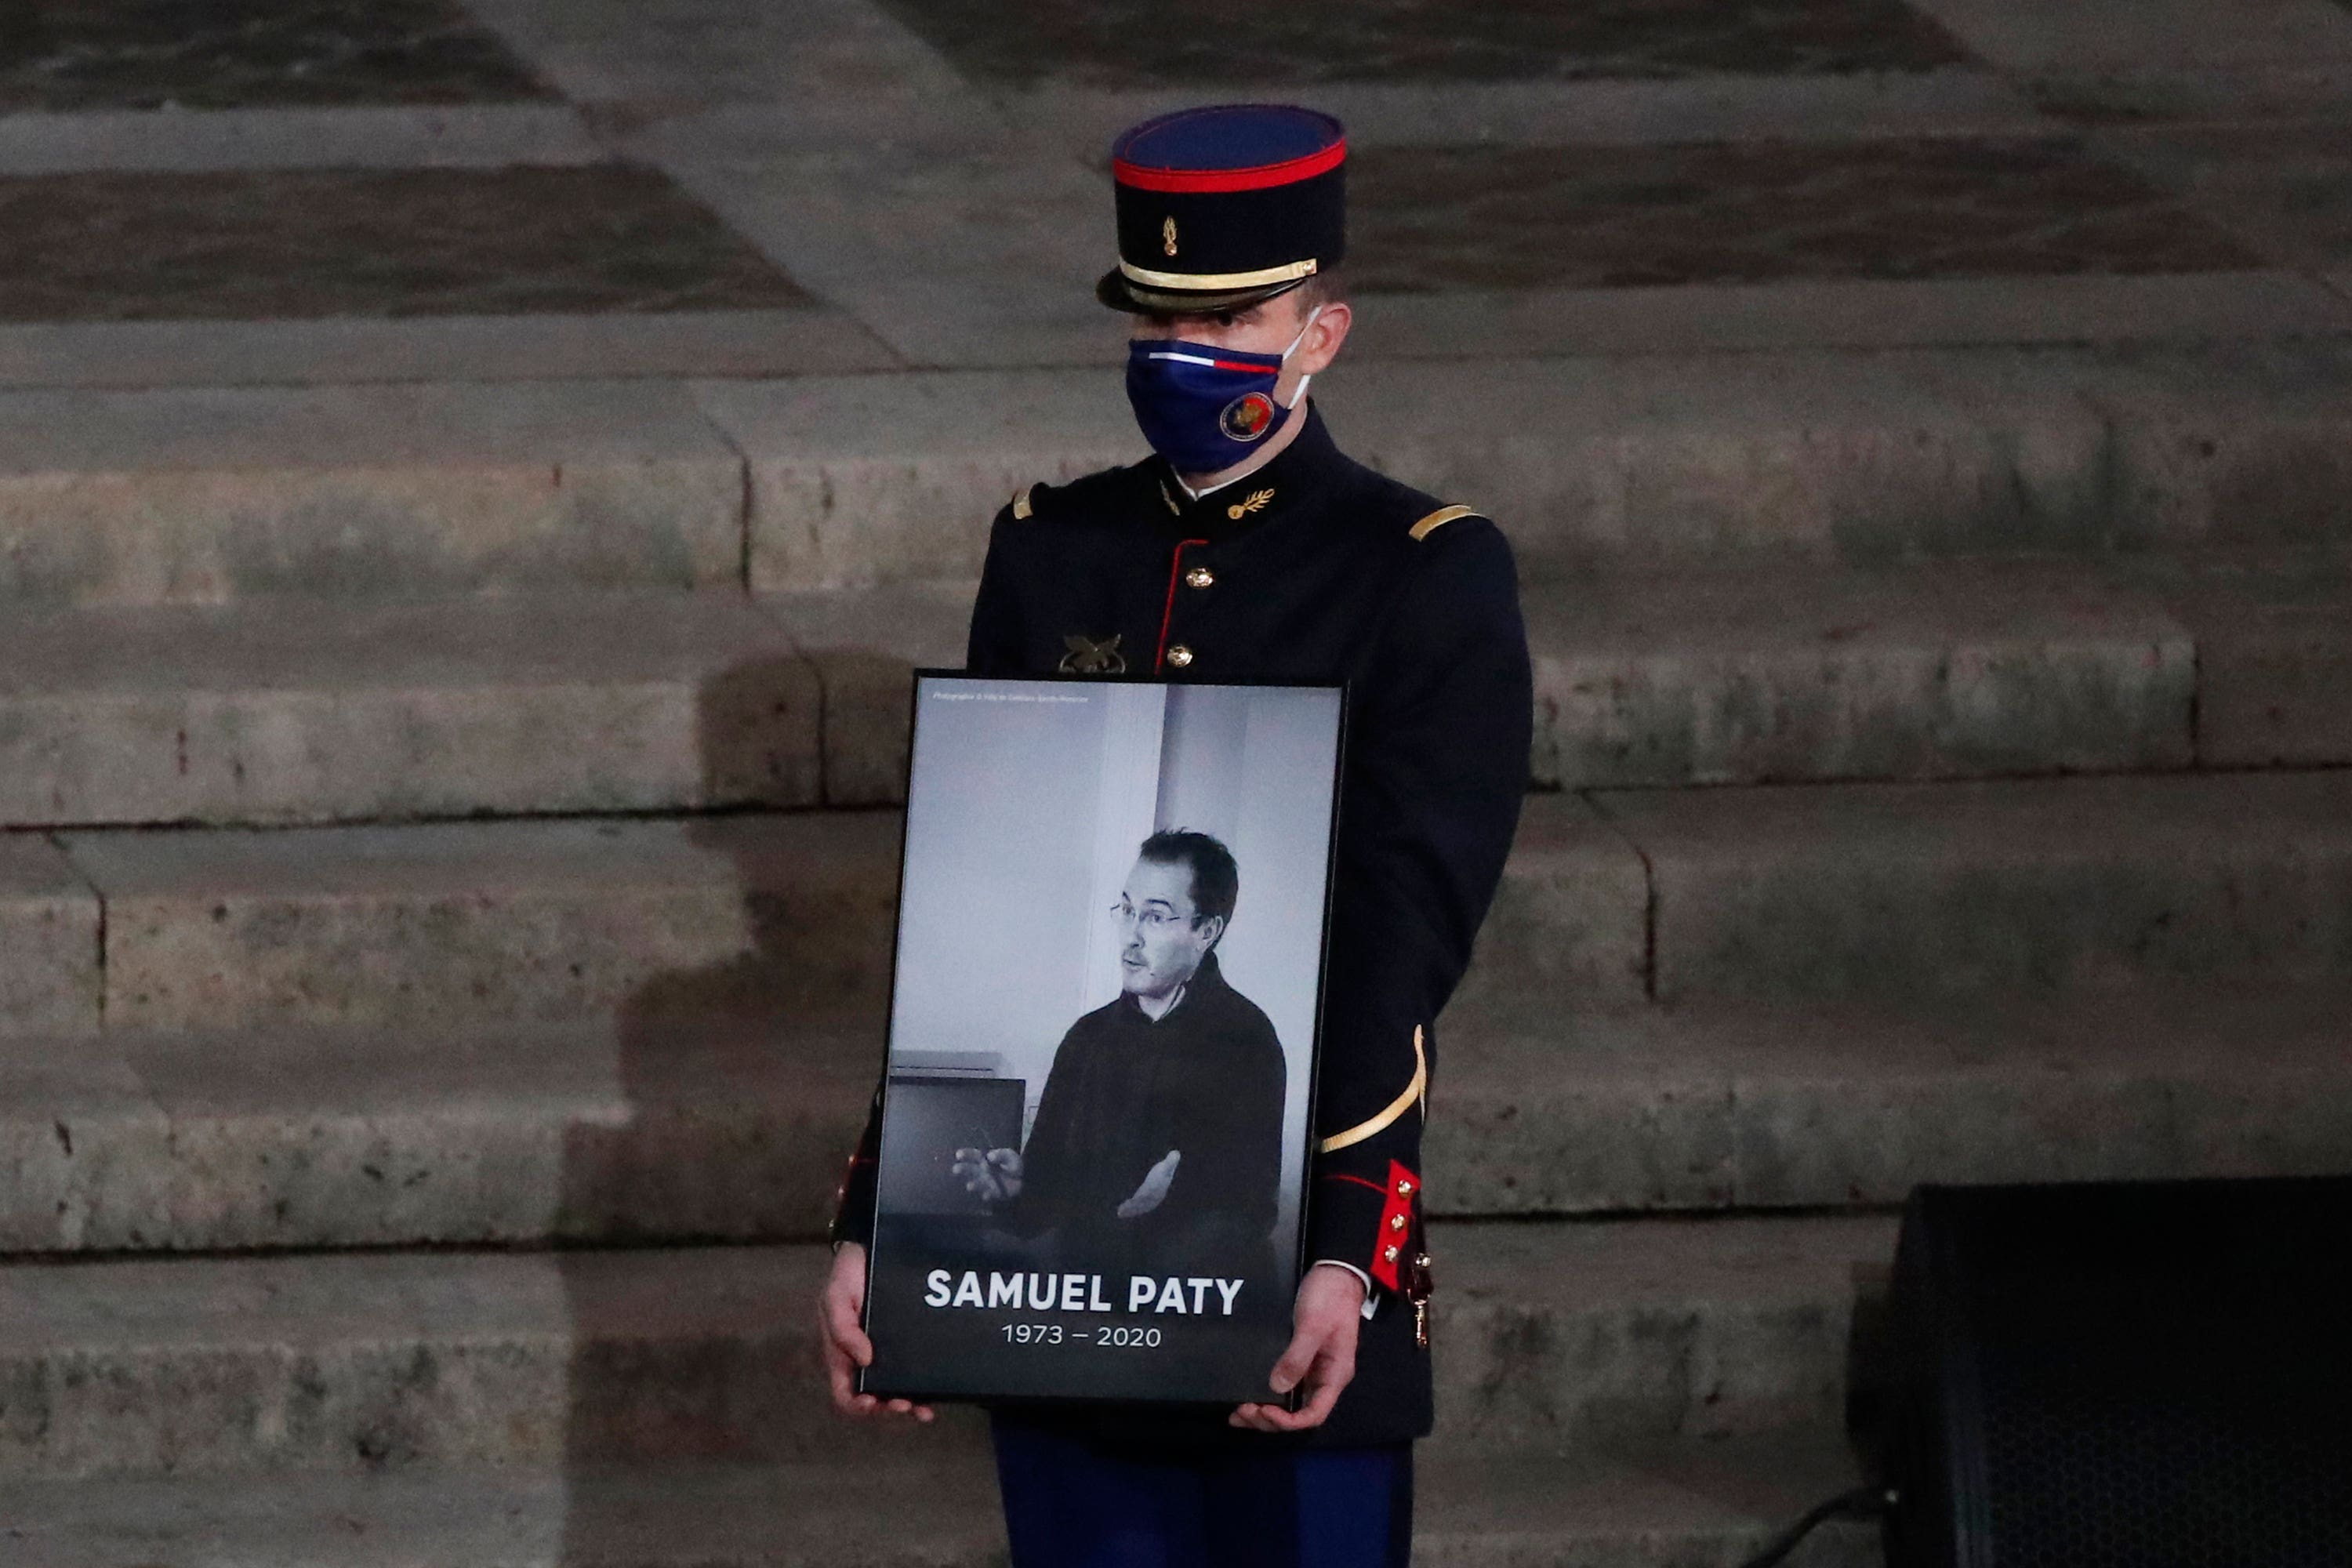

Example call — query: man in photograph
[822,100,1534,1568]
[950,829,1286,1287]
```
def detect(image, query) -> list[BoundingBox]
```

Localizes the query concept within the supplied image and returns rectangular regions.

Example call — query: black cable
[1736,1485,1894,1568]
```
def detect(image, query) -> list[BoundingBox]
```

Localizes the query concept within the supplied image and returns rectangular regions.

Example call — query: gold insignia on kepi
[1163,216,1178,256]
[1227,487,1274,521]
[1058,633,1127,675]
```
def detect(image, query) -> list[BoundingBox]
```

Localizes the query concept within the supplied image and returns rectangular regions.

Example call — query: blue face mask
[1125,309,1321,478]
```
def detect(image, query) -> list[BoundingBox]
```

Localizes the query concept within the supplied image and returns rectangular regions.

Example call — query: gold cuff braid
[1316,1025,1428,1154]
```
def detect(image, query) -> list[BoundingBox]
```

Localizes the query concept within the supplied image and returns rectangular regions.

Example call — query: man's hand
[818,1242,935,1423]
[1231,1263,1366,1432]
[950,1146,1022,1203]
[1116,1149,1181,1219]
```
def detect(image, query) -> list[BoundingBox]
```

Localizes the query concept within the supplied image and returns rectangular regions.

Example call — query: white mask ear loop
[1279,305,1323,410]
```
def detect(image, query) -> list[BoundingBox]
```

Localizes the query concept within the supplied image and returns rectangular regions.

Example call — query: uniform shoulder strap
[1010,484,1036,521]
[1409,503,1479,541]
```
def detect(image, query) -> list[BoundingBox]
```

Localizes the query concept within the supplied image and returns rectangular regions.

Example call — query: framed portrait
[856,673,1345,1407]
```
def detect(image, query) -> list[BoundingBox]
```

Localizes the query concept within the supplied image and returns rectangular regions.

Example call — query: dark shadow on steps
[550,650,942,1562]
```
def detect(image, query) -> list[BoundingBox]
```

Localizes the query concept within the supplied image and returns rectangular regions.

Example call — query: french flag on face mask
[1124,310,1319,475]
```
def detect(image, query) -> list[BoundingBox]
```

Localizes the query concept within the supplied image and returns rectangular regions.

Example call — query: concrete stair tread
[11,549,2352,826]
[0,1217,1885,1356]
[13,976,2351,1252]
[1437,982,2352,1212]
[2,758,2350,1029]
[0,380,747,604]
[699,343,2352,590]
[0,971,2329,1256]
[0,1435,1872,1566]
[1504,766,2352,1007]
[0,1217,1881,1475]
[16,1014,879,1251]
[38,811,904,1036]
[0,340,2347,598]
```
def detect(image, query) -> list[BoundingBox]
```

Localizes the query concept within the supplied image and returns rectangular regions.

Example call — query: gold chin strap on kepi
[1316,1026,1428,1154]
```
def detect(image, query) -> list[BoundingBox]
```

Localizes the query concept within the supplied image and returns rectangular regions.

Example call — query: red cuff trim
[1370,1160,1420,1292]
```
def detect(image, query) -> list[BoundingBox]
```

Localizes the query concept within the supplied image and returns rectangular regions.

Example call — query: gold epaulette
[1316,1026,1428,1153]
[1011,485,1036,521]
[1410,504,1478,542]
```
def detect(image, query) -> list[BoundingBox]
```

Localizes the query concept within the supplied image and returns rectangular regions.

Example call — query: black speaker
[1885,1176,2352,1568]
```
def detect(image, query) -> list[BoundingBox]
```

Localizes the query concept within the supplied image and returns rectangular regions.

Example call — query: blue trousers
[990,1414,1413,1568]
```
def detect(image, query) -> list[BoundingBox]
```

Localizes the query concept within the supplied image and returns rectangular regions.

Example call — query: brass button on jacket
[1166,644,1196,667]
[1185,565,1215,590]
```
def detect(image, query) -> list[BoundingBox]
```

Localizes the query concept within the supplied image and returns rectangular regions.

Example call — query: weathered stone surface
[1437,1217,1891,1446]
[1434,985,2352,1213]
[1905,0,2352,71]
[0,381,745,604]
[1597,770,2352,1000]
[2166,555,2352,767]
[695,373,1137,594]
[0,594,818,826]
[711,353,2115,582]
[1344,349,2118,568]
[1428,1021,1737,1213]
[1456,794,1651,1008]
[1347,138,2256,293]
[115,1018,879,1250]
[0,166,808,325]
[1530,557,2193,786]
[1345,270,2352,362]
[0,1436,1875,1568]
[0,1044,171,1250]
[0,1218,1881,1476]
[877,0,1969,85]
[2087,338,2352,552]
[758,584,974,806]
[5,978,2345,1253]
[0,0,557,113]
[0,309,895,392]
[60,815,901,1032]
[0,838,100,1035]
[0,555,2227,833]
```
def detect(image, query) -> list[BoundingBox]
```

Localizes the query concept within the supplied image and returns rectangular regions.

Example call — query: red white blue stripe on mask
[1124,318,1316,477]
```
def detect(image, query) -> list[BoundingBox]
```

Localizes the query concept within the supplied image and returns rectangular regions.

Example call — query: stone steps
[0,343,2347,608]
[9,553,2352,829]
[0,1435,1875,1567]
[0,1216,1886,1479]
[7,983,2348,1254]
[1433,984,2352,1215]
[1499,767,2352,1007]
[7,764,2352,1035]
[18,814,903,1037]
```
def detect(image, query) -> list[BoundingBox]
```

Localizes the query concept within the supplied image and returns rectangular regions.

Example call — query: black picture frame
[856,672,1347,1410]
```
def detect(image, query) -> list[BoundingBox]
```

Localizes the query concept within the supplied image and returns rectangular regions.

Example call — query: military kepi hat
[1098,103,1346,315]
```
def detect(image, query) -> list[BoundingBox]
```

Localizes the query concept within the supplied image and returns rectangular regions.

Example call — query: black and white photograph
[858,675,1344,1406]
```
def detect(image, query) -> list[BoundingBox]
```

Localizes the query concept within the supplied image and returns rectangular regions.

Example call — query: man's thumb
[1268,1332,1319,1395]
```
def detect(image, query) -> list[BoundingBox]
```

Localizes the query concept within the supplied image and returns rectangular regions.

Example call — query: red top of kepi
[1098,103,1347,315]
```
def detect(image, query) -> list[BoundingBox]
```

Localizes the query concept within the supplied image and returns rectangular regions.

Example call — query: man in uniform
[819,103,1532,1567]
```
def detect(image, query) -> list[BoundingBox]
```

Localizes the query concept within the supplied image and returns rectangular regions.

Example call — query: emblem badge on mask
[1219,393,1276,443]
[1059,633,1127,675]
[1125,306,1323,476]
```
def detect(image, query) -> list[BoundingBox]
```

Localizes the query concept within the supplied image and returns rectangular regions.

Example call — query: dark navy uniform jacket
[833,404,1533,1448]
